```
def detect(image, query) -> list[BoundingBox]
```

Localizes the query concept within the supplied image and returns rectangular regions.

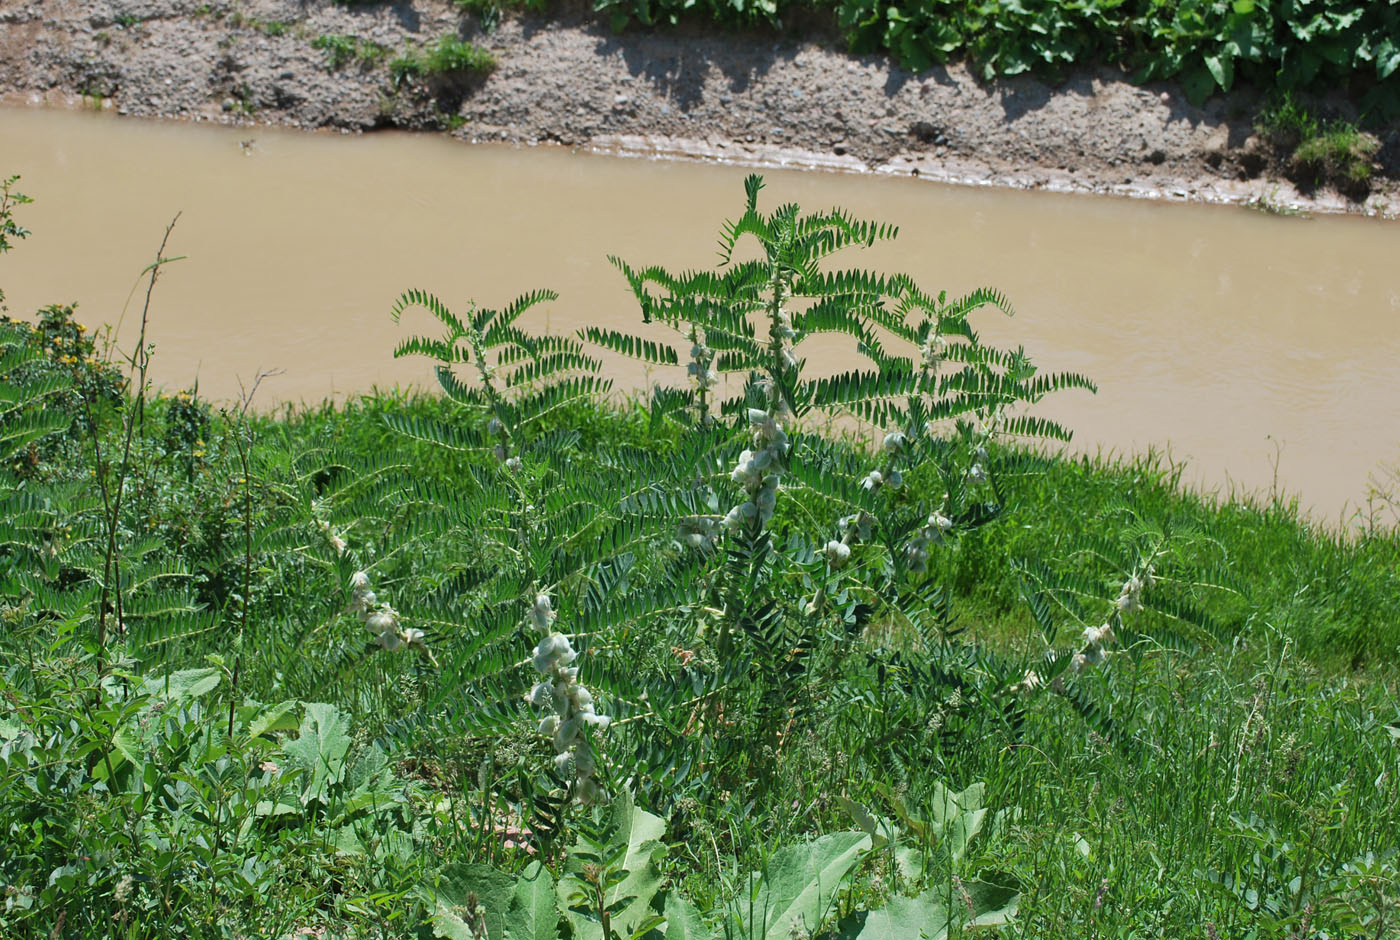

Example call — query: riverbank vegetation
[2,175,1397,938]
[469,0,1399,119]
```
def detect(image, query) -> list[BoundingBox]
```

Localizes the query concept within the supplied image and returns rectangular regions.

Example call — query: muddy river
[3,106,1398,523]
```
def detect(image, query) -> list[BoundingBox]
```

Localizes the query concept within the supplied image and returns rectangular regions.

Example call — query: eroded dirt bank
[2,0,1398,216]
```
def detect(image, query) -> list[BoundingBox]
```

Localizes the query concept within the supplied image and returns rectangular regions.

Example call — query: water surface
[3,106,1398,522]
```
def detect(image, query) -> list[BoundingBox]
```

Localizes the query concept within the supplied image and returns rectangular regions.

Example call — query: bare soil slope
[2,0,1397,215]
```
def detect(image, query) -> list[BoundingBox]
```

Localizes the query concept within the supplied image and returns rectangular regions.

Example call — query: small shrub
[1292,123,1380,196]
[1255,94,1319,151]
[390,35,496,87]
[1256,96,1379,197]
[312,32,389,70]
[454,0,550,32]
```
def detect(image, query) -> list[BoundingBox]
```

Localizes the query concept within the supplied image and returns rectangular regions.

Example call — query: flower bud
[365,606,399,635]
[825,539,851,568]
[553,715,582,751]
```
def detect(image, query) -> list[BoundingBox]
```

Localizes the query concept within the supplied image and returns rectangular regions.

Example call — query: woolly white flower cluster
[1071,567,1153,674]
[488,416,522,473]
[968,411,1001,486]
[862,431,908,493]
[524,593,610,803]
[687,334,719,394]
[318,519,348,557]
[906,510,953,573]
[724,408,789,532]
[1008,668,1044,696]
[921,330,947,374]
[348,571,426,652]
[1071,622,1114,673]
[313,500,348,556]
[823,510,874,569]
[1116,571,1150,612]
[678,515,721,552]
[773,305,799,371]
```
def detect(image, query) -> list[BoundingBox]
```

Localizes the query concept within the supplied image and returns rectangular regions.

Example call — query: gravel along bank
[2,0,1397,217]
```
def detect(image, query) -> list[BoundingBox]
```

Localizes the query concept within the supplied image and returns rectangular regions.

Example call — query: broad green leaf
[1377,38,1400,80]
[247,700,300,740]
[282,702,352,805]
[560,790,669,940]
[740,830,871,940]
[333,825,366,856]
[856,890,952,940]
[429,863,517,940]
[1180,65,1217,106]
[893,845,925,884]
[140,666,220,702]
[110,725,144,770]
[964,878,1020,928]
[1203,53,1234,91]
[664,893,717,940]
[856,879,1019,940]
[836,795,890,849]
[505,861,558,940]
[927,781,987,867]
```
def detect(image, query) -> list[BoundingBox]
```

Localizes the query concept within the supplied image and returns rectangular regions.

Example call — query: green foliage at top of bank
[593,0,1400,115]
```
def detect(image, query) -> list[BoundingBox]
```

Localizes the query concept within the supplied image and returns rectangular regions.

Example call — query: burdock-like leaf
[664,893,718,940]
[505,862,558,940]
[427,863,516,940]
[856,878,1018,940]
[282,702,352,805]
[560,791,668,940]
[737,830,871,940]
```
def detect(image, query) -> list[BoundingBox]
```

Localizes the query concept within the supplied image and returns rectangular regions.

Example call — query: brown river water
[3,106,1399,524]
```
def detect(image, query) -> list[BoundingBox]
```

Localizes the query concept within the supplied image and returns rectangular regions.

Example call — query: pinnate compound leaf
[739,831,871,940]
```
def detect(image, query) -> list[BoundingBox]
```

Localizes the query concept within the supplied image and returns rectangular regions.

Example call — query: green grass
[2,179,1397,937]
[390,35,497,86]
[312,32,390,70]
[1257,95,1382,197]
[2,377,1396,937]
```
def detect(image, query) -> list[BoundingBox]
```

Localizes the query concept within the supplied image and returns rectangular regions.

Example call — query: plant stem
[98,214,181,653]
